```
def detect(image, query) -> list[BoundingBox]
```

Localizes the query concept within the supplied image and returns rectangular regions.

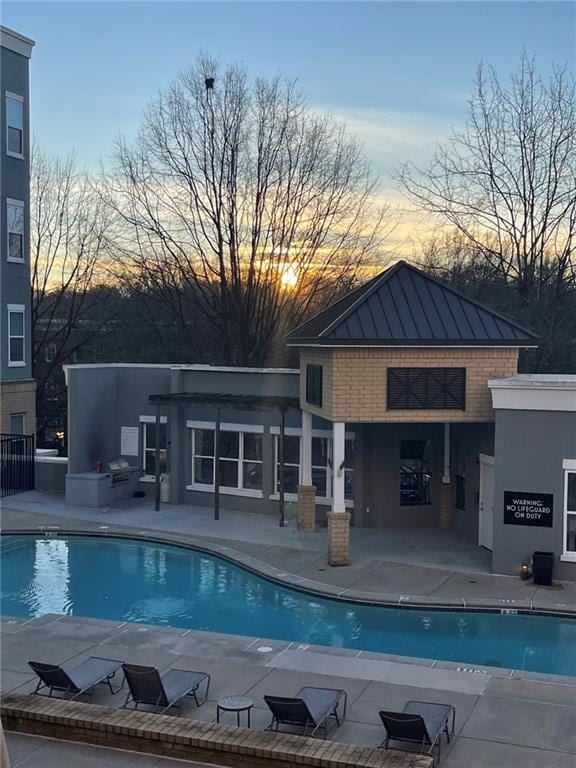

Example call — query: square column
[298,409,316,531]
[328,421,350,566]
[441,422,452,529]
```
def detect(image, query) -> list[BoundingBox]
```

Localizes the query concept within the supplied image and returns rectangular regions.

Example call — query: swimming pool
[2,533,575,676]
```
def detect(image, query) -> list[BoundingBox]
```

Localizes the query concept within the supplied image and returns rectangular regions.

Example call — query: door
[478,454,495,550]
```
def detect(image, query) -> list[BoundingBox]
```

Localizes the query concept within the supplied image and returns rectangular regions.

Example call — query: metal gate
[0,433,35,497]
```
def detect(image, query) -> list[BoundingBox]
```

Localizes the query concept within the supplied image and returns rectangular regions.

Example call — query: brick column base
[297,485,317,531]
[327,511,351,566]
[440,482,452,529]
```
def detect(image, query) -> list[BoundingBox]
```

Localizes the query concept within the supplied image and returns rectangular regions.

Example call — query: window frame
[562,459,576,562]
[6,198,25,263]
[10,413,25,435]
[187,421,264,498]
[305,364,323,407]
[7,304,25,367]
[270,426,355,507]
[6,92,24,159]
[399,439,432,507]
[139,415,168,481]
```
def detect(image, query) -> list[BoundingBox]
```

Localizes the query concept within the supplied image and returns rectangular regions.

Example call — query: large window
[274,431,355,502]
[7,199,24,262]
[142,421,167,478]
[7,305,25,366]
[305,364,323,407]
[190,425,263,495]
[6,93,24,157]
[400,440,432,506]
[564,468,576,558]
[388,368,466,410]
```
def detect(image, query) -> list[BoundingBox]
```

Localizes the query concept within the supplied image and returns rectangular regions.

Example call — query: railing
[0,433,35,497]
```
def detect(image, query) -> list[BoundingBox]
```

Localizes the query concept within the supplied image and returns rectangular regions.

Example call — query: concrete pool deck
[1,614,576,768]
[2,491,576,614]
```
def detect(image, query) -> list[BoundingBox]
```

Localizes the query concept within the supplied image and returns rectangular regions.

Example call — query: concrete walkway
[2,491,576,614]
[6,732,221,767]
[2,614,576,768]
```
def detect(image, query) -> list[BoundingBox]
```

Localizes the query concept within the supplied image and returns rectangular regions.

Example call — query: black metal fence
[1,433,35,497]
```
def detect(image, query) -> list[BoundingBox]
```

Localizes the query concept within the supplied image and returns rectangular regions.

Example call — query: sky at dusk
[3,1,575,250]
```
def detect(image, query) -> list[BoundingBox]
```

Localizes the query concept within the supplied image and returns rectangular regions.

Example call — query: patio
[2,614,576,768]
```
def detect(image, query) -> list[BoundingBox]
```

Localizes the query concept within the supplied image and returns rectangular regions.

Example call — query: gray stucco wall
[450,423,494,543]
[1,45,32,381]
[492,410,576,581]
[360,422,445,528]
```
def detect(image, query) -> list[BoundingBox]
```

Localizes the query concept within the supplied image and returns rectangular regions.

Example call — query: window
[10,413,25,435]
[190,426,263,495]
[400,440,432,506]
[6,93,24,157]
[274,431,355,501]
[275,434,301,494]
[388,368,466,410]
[564,469,576,557]
[455,474,466,510]
[7,305,25,366]
[142,421,167,478]
[45,342,57,363]
[7,199,24,262]
[305,364,323,407]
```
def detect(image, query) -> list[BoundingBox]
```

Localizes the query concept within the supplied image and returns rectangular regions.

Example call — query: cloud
[316,106,456,175]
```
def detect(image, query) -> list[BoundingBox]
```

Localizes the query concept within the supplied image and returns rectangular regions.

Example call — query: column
[297,409,316,531]
[440,422,452,529]
[328,421,350,566]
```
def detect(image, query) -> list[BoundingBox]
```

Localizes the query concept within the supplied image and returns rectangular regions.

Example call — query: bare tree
[104,57,391,365]
[31,147,114,442]
[399,55,576,309]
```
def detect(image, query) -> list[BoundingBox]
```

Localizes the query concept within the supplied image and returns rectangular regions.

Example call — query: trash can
[532,551,554,586]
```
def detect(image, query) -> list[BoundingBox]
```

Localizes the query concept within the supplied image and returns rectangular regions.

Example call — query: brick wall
[1,693,433,768]
[300,347,518,423]
[0,379,36,434]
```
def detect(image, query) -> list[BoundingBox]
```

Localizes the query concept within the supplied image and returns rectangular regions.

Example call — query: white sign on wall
[121,426,139,456]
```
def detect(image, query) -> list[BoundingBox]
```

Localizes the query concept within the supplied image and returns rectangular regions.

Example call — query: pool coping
[3,529,576,683]
[1,525,576,618]
[3,525,576,619]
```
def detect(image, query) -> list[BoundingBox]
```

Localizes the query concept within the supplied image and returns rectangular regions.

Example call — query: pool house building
[64,261,576,580]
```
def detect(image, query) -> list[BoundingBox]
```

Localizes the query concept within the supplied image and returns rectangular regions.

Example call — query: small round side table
[216,695,254,727]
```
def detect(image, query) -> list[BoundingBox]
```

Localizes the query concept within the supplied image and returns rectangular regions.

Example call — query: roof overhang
[0,26,35,58]
[489,375,576,412]
[288,340,539,348]
[149,392,300,411]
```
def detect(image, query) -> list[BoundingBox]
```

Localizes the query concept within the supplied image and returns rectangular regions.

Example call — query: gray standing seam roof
[286,261,539,347]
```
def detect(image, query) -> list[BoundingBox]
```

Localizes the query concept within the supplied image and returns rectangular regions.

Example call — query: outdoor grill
[107,459,131,486]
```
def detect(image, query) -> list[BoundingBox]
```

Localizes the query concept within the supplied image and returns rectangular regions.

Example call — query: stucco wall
[1,45,32,384]
[492,410,576,581]
[299,347,518,423]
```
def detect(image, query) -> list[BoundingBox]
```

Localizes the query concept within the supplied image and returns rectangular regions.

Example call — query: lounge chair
[379,700,456,765]
[29,657,123,700]
[121,663,210,714]
[264,686,347,738]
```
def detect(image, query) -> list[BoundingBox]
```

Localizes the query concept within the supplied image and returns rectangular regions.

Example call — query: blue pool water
[1,534,575,676]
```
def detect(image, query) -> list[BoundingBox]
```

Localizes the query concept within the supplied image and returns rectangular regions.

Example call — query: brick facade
[297,484,316,531]
[328,511,351,565]
[300,347,518,423]
[0,378,36,434]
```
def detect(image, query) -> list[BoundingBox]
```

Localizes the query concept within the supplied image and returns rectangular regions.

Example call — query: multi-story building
[0,26,35,436]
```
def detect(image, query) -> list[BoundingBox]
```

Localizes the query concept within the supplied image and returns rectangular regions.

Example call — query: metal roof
[286,261,539,347]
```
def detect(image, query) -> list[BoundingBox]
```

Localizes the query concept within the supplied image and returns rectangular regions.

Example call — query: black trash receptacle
[532,551,554,586]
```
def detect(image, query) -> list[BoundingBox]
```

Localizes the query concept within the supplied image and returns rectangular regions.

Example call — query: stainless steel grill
[107,459,131,486]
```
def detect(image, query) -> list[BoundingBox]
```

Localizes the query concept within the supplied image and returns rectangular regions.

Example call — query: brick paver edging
[1,693,432,768]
